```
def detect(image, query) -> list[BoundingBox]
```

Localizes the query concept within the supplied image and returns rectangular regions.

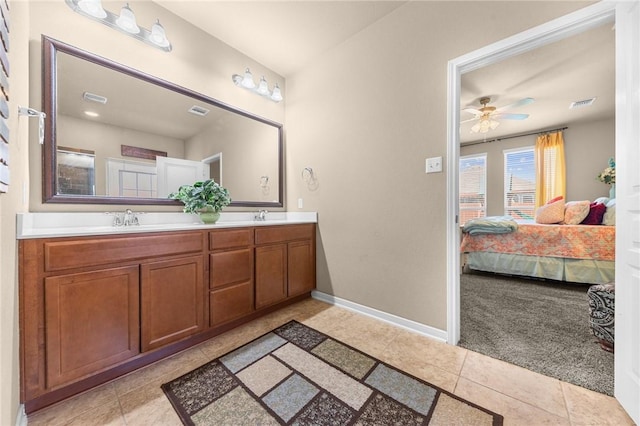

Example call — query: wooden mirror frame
[42,36,284,207]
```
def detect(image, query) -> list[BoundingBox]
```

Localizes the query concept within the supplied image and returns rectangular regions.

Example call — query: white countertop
[16,211,317,239]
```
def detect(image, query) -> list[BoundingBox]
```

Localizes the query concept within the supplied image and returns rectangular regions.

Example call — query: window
[504,147,535,219]
[459,153,486,225]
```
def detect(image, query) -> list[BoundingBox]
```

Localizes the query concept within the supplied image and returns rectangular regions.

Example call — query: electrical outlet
[297,198,304,209]
[426,156,443,173]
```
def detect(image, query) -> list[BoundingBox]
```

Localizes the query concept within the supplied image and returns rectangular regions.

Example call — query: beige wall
[59,115,185,195]
[2,2,29,424]
[284,1,591,329]
[185,114,280,203]
[461,117,615,216]
[27,0,285,212]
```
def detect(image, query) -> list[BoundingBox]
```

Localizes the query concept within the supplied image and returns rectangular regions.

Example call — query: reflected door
[156,157,209,197]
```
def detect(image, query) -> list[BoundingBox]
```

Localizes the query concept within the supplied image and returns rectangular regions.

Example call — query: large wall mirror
[42,36,283,207]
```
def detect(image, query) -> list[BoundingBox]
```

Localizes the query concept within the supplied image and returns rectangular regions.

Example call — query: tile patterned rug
[162,321,503,425]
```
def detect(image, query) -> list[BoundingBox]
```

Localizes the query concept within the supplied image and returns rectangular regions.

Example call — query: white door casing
[613,1,640,422]
[446,2,639,423]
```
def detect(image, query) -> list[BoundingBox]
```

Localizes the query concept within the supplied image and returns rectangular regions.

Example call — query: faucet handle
[106,212,124,227]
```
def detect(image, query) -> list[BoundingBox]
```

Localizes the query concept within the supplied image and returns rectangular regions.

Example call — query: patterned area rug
[162,321,503,425]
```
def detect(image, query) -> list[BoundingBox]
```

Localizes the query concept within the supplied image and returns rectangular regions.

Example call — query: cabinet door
[141,255,204,352]
[288,240,316,297]
[255,244,287,309]
[45,266,140,388]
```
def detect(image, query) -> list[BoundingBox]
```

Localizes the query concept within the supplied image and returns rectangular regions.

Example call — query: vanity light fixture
[232,68,283,103]
[65,0,172,52]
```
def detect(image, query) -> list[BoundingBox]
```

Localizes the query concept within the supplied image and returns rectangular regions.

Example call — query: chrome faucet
[123,209,140,226]
[255,209,268,221]
[107,209,141,227]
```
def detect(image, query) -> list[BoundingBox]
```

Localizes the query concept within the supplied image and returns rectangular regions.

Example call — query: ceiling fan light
[116,3,140,34]
[77,0,107,18]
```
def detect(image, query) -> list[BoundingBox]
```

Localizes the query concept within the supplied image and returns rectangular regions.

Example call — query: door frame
[446,1,638,421]
[446,0,615,344]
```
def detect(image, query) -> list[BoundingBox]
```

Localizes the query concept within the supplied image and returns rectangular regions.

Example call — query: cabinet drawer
[254,224,314,245]
[44,232,204,272]
[209,228,253,250]
[210,248,253,289]
[210,282,254,327]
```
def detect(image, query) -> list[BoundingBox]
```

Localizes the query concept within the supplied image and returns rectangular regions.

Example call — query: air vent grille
[569,98,596,109]
[188,105,210,116]
[83,92,107,104]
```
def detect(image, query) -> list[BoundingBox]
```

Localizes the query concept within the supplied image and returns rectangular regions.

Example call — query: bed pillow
[535,198,565,224]
[594,196,610,205]
[547,195,564,205]
[603,198,616,226]
[563,200,591,225]
[581,202,607,225]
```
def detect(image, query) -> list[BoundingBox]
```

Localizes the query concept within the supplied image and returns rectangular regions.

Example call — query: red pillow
[581,202,607,225]
[547,195,564,205]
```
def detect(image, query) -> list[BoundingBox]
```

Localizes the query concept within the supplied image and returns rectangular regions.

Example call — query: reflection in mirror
[42,36,283,207]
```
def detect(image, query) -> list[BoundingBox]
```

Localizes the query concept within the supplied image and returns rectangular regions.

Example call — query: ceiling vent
[83,91,108,104]
[569,97,596,109]
[188,105,210,116]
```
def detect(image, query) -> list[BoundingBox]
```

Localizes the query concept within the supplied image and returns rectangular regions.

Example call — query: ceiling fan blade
[494,97,534,113]
[494,113,530,120]
[462,107,482,115]
[460,117,480,124]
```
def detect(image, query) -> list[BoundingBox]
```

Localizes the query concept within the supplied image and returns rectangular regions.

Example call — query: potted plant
[168,179,231,224]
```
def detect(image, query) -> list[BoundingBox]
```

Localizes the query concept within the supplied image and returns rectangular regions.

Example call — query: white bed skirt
[465,252,614,285]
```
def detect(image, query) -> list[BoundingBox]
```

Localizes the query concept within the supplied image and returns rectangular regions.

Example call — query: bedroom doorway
[446,2,640,422]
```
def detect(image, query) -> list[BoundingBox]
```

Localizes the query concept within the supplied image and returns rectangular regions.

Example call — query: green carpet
[162,320,504,425]
[459,272,614,395]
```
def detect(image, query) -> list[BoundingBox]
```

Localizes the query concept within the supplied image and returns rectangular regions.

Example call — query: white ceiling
[460,22,615,144]
[153,2,615,144]
[154,1,408,77]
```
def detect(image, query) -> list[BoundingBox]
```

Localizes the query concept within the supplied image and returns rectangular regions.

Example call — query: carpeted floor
[162,320,504,425]
[459,272,614,396]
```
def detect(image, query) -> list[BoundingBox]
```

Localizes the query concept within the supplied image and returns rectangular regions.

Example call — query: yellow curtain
[534,131,566,207]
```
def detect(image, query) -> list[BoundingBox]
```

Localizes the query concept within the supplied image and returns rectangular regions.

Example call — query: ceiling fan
[461,96,534,133]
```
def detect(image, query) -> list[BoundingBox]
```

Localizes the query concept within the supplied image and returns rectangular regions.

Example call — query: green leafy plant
[596,157,616,185]
[168,179,231,214]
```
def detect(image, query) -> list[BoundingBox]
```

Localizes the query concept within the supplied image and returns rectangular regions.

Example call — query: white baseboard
[15,404,27,426]
[311,291,448,343]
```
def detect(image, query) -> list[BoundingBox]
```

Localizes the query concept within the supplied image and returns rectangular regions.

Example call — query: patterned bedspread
[460,222,615,261]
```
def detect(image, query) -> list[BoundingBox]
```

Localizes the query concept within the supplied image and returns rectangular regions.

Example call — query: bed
[460,220,615,284]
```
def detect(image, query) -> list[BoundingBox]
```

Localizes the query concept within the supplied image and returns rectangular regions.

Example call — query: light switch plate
[426,156,443,173]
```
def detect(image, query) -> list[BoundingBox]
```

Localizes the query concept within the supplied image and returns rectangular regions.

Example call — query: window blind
[459,153,487,225]
[504,147,535,220]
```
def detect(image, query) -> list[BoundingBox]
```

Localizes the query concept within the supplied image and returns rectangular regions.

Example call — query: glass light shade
[270,83,283,102]
[471,117,499,133]
[78,0,107,18]
[241,68,256,89]
[150,19,170,48]
[116,3,140,34]
[256,77,270,96]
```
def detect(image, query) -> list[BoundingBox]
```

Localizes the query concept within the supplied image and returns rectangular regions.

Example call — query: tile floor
[27,298,634,426]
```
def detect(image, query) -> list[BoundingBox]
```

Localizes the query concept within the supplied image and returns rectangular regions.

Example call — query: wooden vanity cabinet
[255,224,316,309]
[19,231,206,410]
[19,223,315,413]
[208,228,254,327]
